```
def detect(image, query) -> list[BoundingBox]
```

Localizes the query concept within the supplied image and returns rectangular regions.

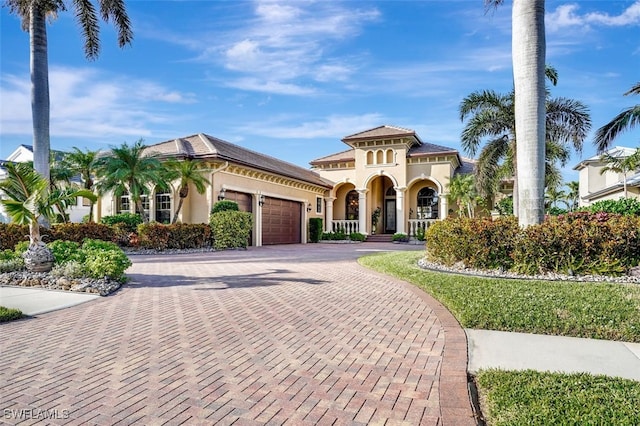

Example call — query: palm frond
[594,105,640,153]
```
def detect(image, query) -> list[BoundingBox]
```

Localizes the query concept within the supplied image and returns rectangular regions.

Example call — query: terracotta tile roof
[309,149,355,166]
[342,125,417,142]
[144,133,333,189]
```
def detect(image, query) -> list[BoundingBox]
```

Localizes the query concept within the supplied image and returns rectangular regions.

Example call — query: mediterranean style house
[2,125,473,245]
[95,125,472,246]
[573,146,640,207]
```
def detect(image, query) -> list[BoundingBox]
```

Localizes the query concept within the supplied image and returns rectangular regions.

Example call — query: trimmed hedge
[309,218,323,243]
[100,213,143,233]
[0,223,29,250]
[48,222,115,243]
[426,213,640,276]
[210,211,252,250]
[137,223,212,250]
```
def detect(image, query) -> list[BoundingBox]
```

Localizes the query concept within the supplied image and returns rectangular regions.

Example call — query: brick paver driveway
[0,243,474,425]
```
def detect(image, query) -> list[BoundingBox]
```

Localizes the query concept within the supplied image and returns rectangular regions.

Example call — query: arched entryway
[368,175,396,234]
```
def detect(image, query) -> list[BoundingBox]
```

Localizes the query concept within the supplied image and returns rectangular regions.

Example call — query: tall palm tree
[460,84,590,215]
[594,82,640,153]
[599,148,640,198]
[96,140,164,224]
[162,159,209,224]
[61,147,100,222]
[5,0,132,193]
[485,0,546,226]
[544,185,568,211]
[0,162,95,271]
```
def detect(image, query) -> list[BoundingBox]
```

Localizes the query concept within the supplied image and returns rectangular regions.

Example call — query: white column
[255,194,263,247]
[324,197,335,232]
[441,195,449,219]
[357,189,368,234]
[395,187,406,234]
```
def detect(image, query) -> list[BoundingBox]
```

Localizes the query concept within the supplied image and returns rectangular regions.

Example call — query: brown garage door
[225,190,252,246]
[262,197,301,245]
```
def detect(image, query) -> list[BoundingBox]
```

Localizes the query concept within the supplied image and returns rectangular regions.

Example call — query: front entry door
[385,199,396,233]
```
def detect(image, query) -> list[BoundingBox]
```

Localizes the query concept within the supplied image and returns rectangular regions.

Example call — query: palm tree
[96,140,165,224]
[544,185,569,211]
[0,162,95,272]
[446,174,480,218]
[599,148,640,198]
[61,147,100,222]
[5,0,132,194]
[566,181,580,211]
[485,0,546,226]
[460,72,590,218]
[594,82,640,153]
[162,159,209,224]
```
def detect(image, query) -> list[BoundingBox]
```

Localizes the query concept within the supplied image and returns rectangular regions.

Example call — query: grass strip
[476,369,640,425]
[0,306,23,322]
[359,251,640,342]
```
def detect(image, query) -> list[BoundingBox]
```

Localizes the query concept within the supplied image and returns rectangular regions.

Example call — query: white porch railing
[407,219,437,238]
[331,220,359,234]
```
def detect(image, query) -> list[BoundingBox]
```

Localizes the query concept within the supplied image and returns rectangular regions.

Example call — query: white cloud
[237,113,387,139]
[0,66,196,140]
[226,78,316,96]
[547,1,640,32]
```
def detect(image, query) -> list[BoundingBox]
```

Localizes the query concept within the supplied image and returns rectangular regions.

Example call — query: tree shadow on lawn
[126,268,328,290]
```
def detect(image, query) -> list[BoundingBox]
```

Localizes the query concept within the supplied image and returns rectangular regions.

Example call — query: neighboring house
[309,125,474,237]
[0,145,91,223]
[573,146,640,207]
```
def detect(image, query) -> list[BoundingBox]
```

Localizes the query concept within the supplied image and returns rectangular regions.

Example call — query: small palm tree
[599,149,640,198]
[162,159,209,224]
[544,185,569,211]
[0,162,95,272]
[566,181,580,211]
[594,82,640,152]
[61,147,100,222]
[96,140,165,224]
[446,174,481,218]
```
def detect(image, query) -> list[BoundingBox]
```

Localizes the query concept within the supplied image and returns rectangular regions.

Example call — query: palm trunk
[512,0,546,226]
[172,197,185,224]
[30,4,51,188]
[136,198,148,223]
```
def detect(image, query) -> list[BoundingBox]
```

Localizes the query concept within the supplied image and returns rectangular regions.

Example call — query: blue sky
[1,0,639,183]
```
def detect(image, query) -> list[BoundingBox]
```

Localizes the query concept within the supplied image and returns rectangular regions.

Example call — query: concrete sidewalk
[466,329,640,381]
[0,285,99,316]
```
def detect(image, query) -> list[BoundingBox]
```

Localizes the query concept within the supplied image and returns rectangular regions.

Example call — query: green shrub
[349,232,366,242]
[47,240,81,264]
[50,222,115,243]
[100,213,143,233]
[581,198,640,216]
[321,230,347,240]
[496,197,514,216]
[211,200,239,214]
[80,239,132,281]
[415,226,426,241]
[309,218,323,243]
[392,233,409,242]
[425,217,519,270]
[50,260,87,279]
[167,223,211,249]
[0,306,23,322]
[0,258,25,273]
[137,223,171,250]
[210,211,252,250]
[14,241,29,255]
[0,223,29,250]
[0,249,18,261]
[546,206,568,216]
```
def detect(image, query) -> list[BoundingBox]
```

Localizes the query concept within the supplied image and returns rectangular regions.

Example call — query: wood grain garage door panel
[262,198,301,245]
[225,191,252,212]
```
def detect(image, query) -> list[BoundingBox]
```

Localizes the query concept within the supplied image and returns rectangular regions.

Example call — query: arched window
[386,149,394,164]
[376,150,383,164]
[366,151,374,165]
[155,189,171,224]
[417,188,439,219]
[346,190,359,220]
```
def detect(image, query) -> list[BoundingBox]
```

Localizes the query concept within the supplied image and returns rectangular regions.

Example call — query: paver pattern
[0,243,474,425]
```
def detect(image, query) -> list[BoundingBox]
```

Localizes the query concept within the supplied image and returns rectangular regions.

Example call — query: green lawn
[0,306,23,322]
[476,369,640,425]
[359,251,640,342]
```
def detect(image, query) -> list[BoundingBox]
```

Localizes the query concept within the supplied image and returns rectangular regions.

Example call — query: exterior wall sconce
[259,195,265,206]
[307,203,313,212]
[217,188,226,201]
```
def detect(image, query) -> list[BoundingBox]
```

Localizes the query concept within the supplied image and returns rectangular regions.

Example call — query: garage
[262,197,302,245]
[224,190,253,246]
